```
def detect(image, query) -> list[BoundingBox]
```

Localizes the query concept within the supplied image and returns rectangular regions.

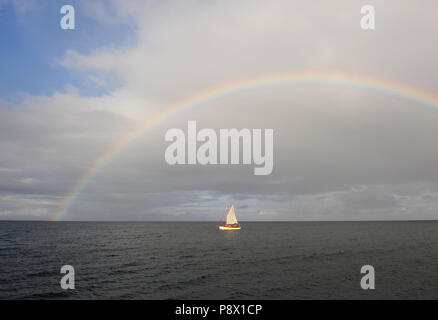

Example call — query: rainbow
[51,71,438,221]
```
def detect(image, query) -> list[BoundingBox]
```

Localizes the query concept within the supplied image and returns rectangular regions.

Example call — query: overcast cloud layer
[1,0,438,221]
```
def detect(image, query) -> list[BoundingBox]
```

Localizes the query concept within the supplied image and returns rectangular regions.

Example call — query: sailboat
[218,205,242,230]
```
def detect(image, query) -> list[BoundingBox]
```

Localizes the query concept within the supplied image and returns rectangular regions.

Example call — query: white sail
[226,205,238,225]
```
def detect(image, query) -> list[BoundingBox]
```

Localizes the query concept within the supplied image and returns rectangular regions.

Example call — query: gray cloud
[1,0,438,221]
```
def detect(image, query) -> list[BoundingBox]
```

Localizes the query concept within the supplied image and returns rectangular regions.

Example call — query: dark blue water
[0,221,437,299]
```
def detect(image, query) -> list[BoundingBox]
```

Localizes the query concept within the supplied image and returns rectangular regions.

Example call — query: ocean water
[0,221,437,299]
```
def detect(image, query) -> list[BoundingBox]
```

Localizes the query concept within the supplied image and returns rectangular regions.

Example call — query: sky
[1,0,438,221]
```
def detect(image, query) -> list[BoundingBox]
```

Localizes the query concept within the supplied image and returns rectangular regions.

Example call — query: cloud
[1,0,438,220]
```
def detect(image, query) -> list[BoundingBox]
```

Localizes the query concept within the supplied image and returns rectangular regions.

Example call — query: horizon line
[1,219,438,223]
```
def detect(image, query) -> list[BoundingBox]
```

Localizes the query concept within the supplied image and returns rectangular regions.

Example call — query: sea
[0,221,437,299]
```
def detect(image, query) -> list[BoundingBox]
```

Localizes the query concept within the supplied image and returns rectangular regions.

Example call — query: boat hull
[219,225,241,230]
